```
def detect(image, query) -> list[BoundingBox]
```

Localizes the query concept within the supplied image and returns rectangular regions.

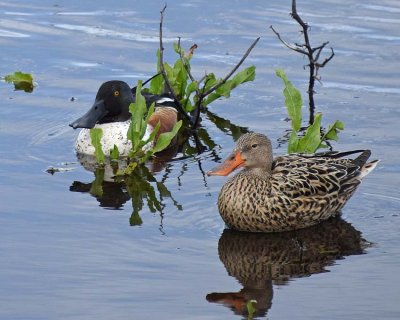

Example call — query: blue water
[1,0,399,319]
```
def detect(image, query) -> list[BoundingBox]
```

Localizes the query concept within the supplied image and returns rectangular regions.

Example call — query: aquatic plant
[246,300,257,320]
[89,6,258,165]
[271,0,343,153]
[156,5,258,130]
[276,69,344,153]
[3,71,35,92]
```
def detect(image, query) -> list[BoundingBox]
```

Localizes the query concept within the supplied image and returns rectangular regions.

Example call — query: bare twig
[271,0,335,125]
[159,5,192,124]
[159,6,259,133]
[317,47,335,68]
[203,37,260,97]
[177,36,259,131]
[270,25,307,55]
[192,78,210,130]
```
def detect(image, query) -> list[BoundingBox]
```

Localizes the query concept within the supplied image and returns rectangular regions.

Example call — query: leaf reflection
[69,110,249,230]
[206,217,371,318]
[70,156,182,230]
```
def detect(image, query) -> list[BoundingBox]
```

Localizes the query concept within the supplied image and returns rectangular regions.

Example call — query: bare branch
[314,41,329,61]
[159,5,192,123]
[203,37,260,97]
[312,41,329,54]
[316,47,335,68]
[270,26,308,55]
[271,0,335,125]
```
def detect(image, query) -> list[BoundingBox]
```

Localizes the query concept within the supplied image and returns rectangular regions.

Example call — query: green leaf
[297,113,323,153]
[4,71,34,92]
[172,59,188,99]
[230,65,256,87]
[276,69,303,132]
[186,81,198,97]
[123,161,138,176]
[110,145,120,161]
[322,120,345,142]
[204,92,222,106]
[143,120,160,146]
[288,130,300,154]
[128,81,149,153]
[203,73,218,91]
[130,210,143,226]
[216,81,233,98]
[90,128,105,164]
[203,66,256,106]
[151,120,183,154]
[246,300,257,320]
[173,42,185,56]
[89,168,104,197]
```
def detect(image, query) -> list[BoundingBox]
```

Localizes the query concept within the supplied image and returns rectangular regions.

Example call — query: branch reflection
[206,217,370,318]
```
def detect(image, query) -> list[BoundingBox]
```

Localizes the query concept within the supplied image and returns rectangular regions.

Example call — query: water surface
[1,0,399,319]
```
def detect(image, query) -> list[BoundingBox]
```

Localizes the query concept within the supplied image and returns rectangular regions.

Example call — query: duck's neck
[244,167,272,180]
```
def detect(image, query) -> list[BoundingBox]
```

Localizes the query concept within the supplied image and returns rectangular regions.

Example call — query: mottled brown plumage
[208,133,379,232]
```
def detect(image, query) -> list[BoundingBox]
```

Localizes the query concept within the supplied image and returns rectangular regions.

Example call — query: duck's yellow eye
[114,90,120,97]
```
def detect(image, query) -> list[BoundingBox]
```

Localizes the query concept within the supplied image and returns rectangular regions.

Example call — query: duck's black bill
[69,100,108,129]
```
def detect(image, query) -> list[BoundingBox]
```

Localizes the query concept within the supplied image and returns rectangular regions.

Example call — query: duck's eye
[251,143,258,148]
[114,90,120,97]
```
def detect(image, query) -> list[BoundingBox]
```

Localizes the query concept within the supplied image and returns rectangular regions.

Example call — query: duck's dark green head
[70,80,134,129]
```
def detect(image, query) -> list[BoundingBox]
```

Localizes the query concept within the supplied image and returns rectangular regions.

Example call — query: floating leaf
[4,71,34,92]
[89,128,105,164]
[276,69,302,132]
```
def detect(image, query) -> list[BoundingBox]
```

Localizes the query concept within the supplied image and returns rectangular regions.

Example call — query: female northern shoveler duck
[69,80,178,156]
[207,132,379,232]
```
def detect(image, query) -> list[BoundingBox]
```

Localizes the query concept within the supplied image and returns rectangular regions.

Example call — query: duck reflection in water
[206,217,370,318]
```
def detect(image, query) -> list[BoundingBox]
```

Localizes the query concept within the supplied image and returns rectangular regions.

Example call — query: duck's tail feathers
[359,159,379,179]
[353,150,371,167]
[327,149,370,161]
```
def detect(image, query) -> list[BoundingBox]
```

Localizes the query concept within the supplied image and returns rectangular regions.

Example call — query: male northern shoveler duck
[69,80,178,156]
[207,132,379,232]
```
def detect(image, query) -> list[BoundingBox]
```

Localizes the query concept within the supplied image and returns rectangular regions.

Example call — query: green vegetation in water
[276,69,344,153]
[3,71,35,92]
[128,80,182,160]
[246,299,257,320]
[149,44,256,114]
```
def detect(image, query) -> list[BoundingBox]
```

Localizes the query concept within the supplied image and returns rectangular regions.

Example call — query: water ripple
[53,23,178,43]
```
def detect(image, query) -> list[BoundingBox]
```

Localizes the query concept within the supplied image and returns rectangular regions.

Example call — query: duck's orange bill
[207,151,245,176]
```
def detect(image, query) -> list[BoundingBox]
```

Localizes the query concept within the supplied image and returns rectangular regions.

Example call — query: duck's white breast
[74,121,155,156]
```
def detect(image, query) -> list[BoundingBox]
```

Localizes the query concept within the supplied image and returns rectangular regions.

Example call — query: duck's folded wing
[270,154,363,198]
